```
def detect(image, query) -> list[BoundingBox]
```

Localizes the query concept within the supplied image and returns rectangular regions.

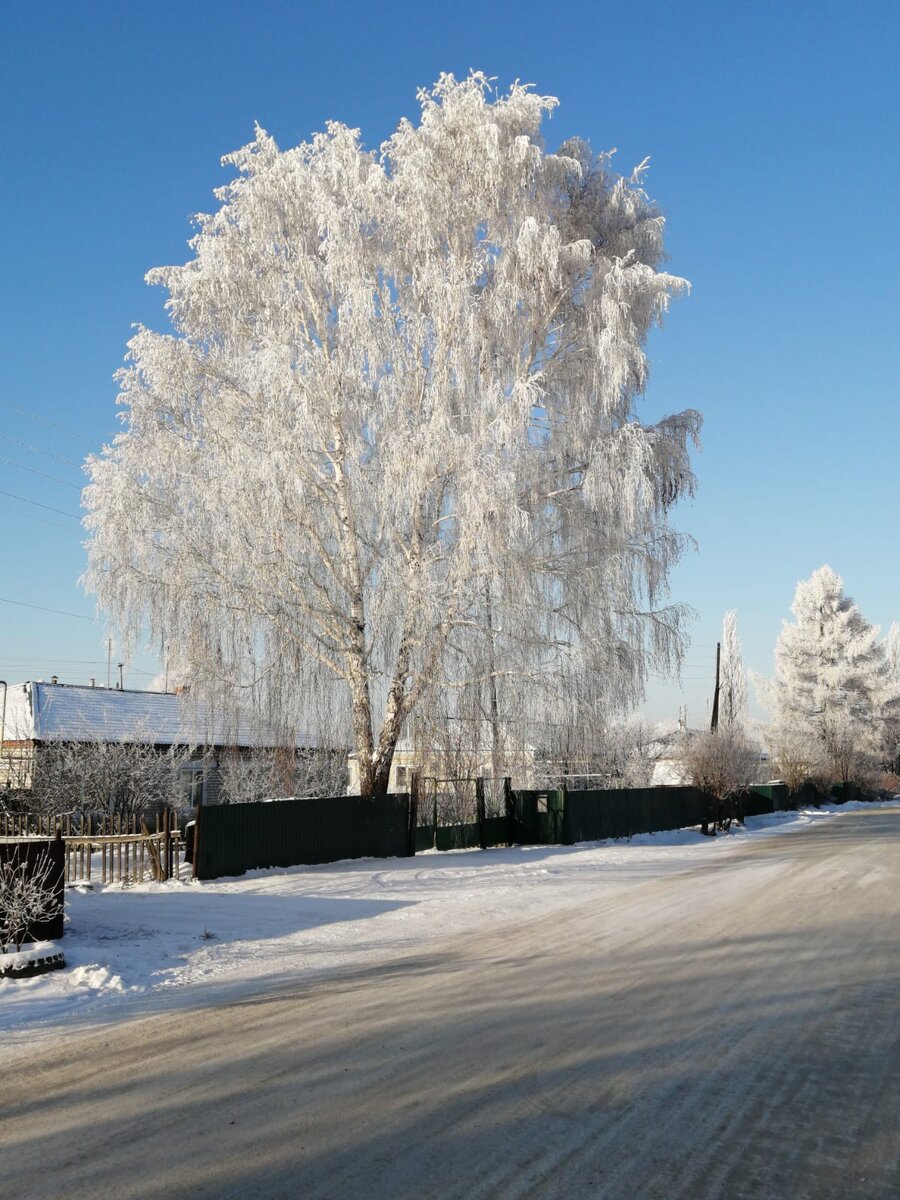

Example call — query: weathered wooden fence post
[162,805,172,881]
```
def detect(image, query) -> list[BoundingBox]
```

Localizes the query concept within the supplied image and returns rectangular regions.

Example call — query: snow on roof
[8,682,319,750]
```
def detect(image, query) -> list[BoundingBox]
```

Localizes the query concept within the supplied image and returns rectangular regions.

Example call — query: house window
[395,765,409,787]
[180,762,206,807]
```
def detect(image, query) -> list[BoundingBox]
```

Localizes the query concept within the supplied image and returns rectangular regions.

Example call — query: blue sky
[1,0,898,722]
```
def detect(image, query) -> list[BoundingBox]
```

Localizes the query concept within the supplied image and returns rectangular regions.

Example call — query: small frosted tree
[85,73,699,798]
[761,566,900,787]
[720,610,747,732]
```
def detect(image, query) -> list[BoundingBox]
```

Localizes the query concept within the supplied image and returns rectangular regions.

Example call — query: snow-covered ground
[2,801,896,1053]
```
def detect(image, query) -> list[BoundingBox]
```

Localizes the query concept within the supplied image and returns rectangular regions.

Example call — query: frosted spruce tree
[763,566,900,785]
[84,73,699,798]
[719,610,747,732]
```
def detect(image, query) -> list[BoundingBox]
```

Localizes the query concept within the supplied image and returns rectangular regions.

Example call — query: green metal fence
[559,786,711,843]
[195,793,413,880]
[191,777,842,881]
[508,789,565,845]
[740,783,792,817]
[510,784,796,846]
[415,816,510,853]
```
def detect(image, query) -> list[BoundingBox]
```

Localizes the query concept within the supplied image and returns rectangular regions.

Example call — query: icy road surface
[1,806,898,1198]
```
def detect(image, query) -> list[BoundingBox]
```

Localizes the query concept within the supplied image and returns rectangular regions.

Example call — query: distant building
[0,680,326,805]
[346,735,535,795]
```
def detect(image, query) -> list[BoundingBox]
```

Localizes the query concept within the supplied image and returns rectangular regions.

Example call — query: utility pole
[118,662,124,691]
[710,642,721,733]
[0,681,7,783]
[107,639,112,689]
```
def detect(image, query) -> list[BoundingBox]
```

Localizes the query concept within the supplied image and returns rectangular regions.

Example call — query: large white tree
[84,73,699,798]
[762,566,900,784]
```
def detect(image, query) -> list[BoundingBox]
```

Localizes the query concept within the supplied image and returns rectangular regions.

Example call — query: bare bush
[27,737,195,820]
[218,747,347,803]
[680,729,762,831]
[771,732,815,796]
[0,850,63,953]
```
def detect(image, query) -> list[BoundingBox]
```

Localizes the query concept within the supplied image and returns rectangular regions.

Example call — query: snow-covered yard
[2,801,896,1053]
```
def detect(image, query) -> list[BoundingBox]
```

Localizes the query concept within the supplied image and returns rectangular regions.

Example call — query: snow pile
[1,801,896,1053]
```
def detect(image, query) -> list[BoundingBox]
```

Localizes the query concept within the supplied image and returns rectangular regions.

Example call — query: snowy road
[2,808,899,1199]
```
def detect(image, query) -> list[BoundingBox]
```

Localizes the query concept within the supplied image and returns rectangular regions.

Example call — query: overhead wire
[0,456,82,490]
[0,596,97,621]
[0,398,96,446]
[0,504,80,532]
[0,488,81,520]
[0,433,83,468]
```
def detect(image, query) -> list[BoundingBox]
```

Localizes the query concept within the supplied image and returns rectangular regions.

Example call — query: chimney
[51,675,58,685]
[89,678,95,688]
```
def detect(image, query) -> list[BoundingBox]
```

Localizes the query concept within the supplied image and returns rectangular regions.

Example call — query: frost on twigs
[0,850,64,954]
[84,72,699,797]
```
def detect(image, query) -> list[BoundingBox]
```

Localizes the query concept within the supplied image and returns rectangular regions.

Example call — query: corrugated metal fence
[511,783,793,844]
[190,781,822,881]
[195,793,413,880]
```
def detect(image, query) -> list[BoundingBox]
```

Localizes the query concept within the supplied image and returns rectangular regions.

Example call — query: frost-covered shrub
[0,850,63,953]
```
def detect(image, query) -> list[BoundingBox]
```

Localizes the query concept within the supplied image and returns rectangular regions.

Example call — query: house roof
[3,681,319,750]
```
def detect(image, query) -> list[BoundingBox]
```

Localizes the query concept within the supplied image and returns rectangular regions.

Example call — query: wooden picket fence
[0,811,172,838]
[0,809,185,885]
[64,826,184,885]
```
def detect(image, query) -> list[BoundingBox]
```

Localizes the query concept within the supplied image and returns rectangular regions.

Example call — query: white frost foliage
[761,565,900,780]
[888,622,900,675]
[720,610,747,732]
[83,72,699,795]
[0,850,62,953]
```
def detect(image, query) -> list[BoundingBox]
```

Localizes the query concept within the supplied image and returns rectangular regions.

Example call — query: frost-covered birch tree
[720,610,747,732]
[761,566,900,786]
[84,73,699,798]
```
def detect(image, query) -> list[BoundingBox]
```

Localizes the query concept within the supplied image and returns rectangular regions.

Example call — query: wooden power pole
[710,641,721,732]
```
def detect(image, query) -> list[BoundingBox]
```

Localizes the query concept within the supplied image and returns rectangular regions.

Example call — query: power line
[0,660,156,678]
[0,596,97,621]
[0,659,107,666]
[0,488,81,520]
[0,504,79,532]
[0,398,95,446]
[0,456,81,490]
[0,433,83,469]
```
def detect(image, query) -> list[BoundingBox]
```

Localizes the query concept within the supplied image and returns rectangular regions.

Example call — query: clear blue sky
[1,0,898,722]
